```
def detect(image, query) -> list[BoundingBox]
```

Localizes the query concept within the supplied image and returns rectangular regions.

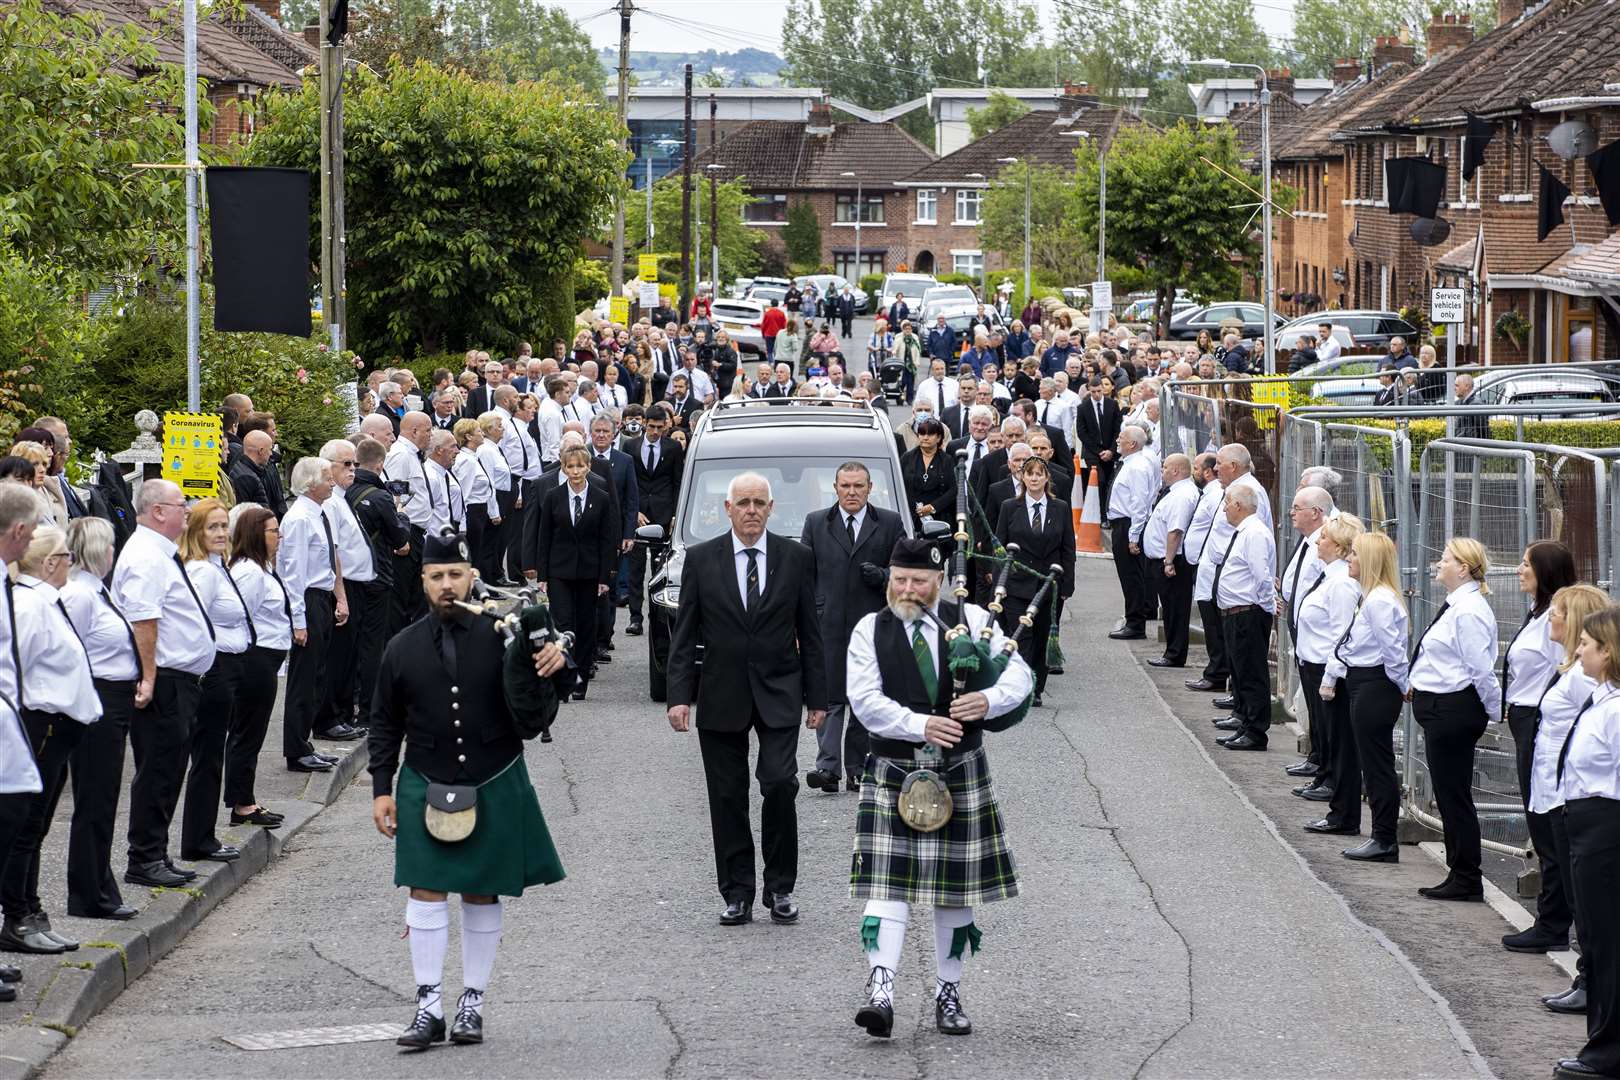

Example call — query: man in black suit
[970,415,1025,511]
[650,334,681,405]
[1010,399,1071,470]
[1075,377,1122,517]
[463,358,505,418]
[764,362,796,398]
[947,403,996,475]
[747,363,774,398]
[1454,374,1489,440]
[624,405,684,635]
[666,373,703,431]
[939,375,981,440]
[667,472,826,927]
[835,287,857,337]
[229,430,272,507]
[588,415,639,663]
[799,463,905,794]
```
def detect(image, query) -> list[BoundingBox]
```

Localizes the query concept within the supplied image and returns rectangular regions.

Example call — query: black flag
[206,167,312,338]
[1537,163,1570,242]
[1386,157,1446,217]
[1463,112,1494,182]
[326,0,348,44]
[1587,138,1620,227]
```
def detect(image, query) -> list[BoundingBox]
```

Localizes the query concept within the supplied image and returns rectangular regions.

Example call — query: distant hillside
[599,47,786,86]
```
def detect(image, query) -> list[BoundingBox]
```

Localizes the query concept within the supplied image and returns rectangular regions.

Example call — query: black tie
[846,514,857,546]
[744,548,761,610]
[1411,601,1450,663]
[1031,501,1043,533]
[972,442,983,466]
[270,568,293,626]
[573,494,583,525]
[1291,571,1327,640]
[1557,694,1598,783]
[3,578,20,689]
[318,513,339,577]
[220,566,258,647]
[55,598,88,652]
[936,378,944,406]
[99,585,139,660]
[1332,596,1364,668]
[1209,531,1241,607]
[512,419,530,471]
[436,617,458,677]
[174,554,216,640]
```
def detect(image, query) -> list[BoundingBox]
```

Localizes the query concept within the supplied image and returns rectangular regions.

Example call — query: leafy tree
[1289,0,1418,76]
[1165,0,1274,70]
[979,162,1093,287]
[623,176,762,286]
[967,90,1031,141]
[782,199,822,268]
[246,59,625,357]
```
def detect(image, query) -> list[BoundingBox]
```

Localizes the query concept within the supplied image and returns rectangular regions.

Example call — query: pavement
[6,559,1584,1078]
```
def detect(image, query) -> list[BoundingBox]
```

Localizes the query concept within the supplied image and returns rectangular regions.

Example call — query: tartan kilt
[850,745,1018,906]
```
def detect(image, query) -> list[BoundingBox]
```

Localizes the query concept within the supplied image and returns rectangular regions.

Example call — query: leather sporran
[424,783,478,842]
[897,769,953,832]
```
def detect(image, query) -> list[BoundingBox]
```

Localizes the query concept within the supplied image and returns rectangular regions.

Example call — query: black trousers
[1150,555,1194,664]
[596,585,617,650]
[1300,661,1354,827]
[2,711,86,919]
[1001,592,1053,696]
[697,711,799,904]
[1080,458,1116,518]
[1413,688,1489,890]
[506,480,537,582]
[1345,667,1403,845]
[548,578,599,687]
[127,669,203,866]
[488,487,518,582]
[182,650,246,856]
[464,502,489,583]
[1223,606,1272,742]
[227,646,286,808]
[1109,522,1150,630]
[1566,797,1620,1075]
[1298,659,1335,776]
[1549,807,1588,983]
[1198,598,1229,684]
[283,589,336,763]
[68,679,135,915]
[391,526,426,634]
[321,578,388,731]
[1508,703,1574,937]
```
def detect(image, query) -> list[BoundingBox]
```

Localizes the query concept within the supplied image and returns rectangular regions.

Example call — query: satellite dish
[1411,216,1452,246]
[1548,120,1598,160]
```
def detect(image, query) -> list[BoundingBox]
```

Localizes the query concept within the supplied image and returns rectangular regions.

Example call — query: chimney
[1497,0,1525,26]
[806,101,834,135]
[1266,67,1294,102]
[247,0,280,21]
[1332,58,1361,86]
[1426,12,1474,60]
[302,20,320,47]
[1061,81,1102,107]
[1373,35,1417,71]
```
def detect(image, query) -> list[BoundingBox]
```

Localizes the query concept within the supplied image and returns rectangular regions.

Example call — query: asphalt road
[33,559,1540,1079]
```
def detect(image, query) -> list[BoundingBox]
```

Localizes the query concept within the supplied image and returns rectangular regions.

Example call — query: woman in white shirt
[476,412,515,585]
[180,499,254,865]
[1408,537,1501,901]
[453,419,499,585]
[1529,584,1608,1015]
[1503,541,1579,952]
[60,518,141,921]
[1321,531,1409,863]
[1558,604,1620,1080]
[599,362,629,412]
[1290,514,1362,831]
[226,507,293,830]
[2,526,101,954]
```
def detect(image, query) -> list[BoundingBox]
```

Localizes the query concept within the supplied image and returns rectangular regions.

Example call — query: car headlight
[653,586,680,609]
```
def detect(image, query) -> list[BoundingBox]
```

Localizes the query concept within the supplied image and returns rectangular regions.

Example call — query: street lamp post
[841,170,861,285]
[996,156,1031,304]
[1061,130,1104,282]
[1192,58,1275,373]
[705,164,723,295]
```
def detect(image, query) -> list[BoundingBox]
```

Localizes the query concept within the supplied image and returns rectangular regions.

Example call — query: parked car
[932,305,1006,350]
[744,276,792,296]
[1277,310,1418,350]
[1167,302,1286,341]
[1313,365,1620,415]
[1121,296,1196,324]
[879,273,939,315]
[792,273,869,315]
[748,285,789,312]
[637,397,938,700]
[709,297,767,356]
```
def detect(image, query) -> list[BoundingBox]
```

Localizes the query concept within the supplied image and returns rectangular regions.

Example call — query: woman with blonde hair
[1291,513,1363,834]
[1321,531,1408,862]
[226,507,291,829]
[1408,537,1500,900]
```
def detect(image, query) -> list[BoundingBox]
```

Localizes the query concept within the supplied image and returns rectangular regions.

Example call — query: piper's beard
[886,581,941,622]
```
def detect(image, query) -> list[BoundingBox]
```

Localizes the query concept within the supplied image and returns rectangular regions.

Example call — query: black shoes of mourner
[1285,760,1322,778]
[719,901,752,926]
[1544,984,1588,1014]
[450,989,485,1044]
[27,913,78,951]
[540,730,553,743]
[856,968,895,1038]
[1148,657,1184,668]
[806,769,840,794]
[1032,694,1044,708]
[1293,783,1333,801]
[572,682,589,701]
[0,984,12,1003]
[625,620,643,636]
[1212,717,1242,731]
[935,981,973,1035]
[181,845,240,863]
[1220,735,1266,751]
[1212,695,1238,710]
[846,773,860,792]
[1303,818,1358,835]
[124,860,192,888]
[1,962,22,982]
[1107,627,1146,640]
[1419,879,1484,901]
[1049,665,1065,675]
[1185,677,1225,692]
[0,917,65,955]
[67,903,137,920]
[398,988,447,1051]
[165,858,198,881]
[230,807,283,828]
[1342,839,1399,862]
[762,891,799,924]
[1502,926,1568,953]
[593,648,612,664]
[288,754,335,772]
[1555,1058,1616,1080]
[317,724,364,741]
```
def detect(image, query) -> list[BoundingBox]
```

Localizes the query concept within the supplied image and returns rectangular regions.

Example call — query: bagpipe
[452,580,579,739]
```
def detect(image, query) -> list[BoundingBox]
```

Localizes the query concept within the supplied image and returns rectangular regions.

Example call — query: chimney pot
[301,20,320,47]
[1497,0,1524,25]
[1373,35,1417,70]
[1332,58,1362,86]
[1427,11,1475,60]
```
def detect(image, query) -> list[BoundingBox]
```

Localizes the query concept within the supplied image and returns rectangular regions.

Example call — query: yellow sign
[638,254,660,282]
[162,411,223,498]
[1248,377,1291,430]
[609,295,630,324]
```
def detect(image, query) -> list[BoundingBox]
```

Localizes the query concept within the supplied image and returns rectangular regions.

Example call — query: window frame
[915,188,937,224]
[953,187,983,225]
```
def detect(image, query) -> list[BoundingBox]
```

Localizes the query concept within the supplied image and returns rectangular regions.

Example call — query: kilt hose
[850,746,1018,907]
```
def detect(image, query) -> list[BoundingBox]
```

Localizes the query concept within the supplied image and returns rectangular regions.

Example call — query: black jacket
[997,495,1076,600]
[624,435,684,526]
[899,446,956,531]
[521,470,612,575]
[346,469,411,586]
[228,457,268,507]
[1076,396,1123,466]
[534,480,618,585]
[667,531,826,730]
[799,503,905,704]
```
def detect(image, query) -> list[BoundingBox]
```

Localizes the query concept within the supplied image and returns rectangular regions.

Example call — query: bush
[574,257,610,311]
[859,273,884,298]
[0,247,102,445]
[782,200,821,267]
[1357,417,1620,470]
[933,272,982,290]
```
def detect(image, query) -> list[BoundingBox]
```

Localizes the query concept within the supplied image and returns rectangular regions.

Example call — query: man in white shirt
[679,352,715,403]
[422,430,465,539]
[536,377,567,471]
[384,411,433,628]
[1213,483,1276,752]
[1144,453,1201,668]
[912,359,960,413]
[1278,483,1334,784]
[1193,443,1273,695]
[279,458,348,771]
[1106,425,1159,640]
[318,439,381,743]
[0,484,43,804]
[1314,322,1343,364]
[113,480,219,888]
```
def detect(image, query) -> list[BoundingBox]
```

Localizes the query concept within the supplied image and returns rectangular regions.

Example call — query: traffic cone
[1075,465,1104,553]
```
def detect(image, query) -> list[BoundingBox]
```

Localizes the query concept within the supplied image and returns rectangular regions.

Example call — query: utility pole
[708,93,718,296]
[610,0,632,297]
[183,0,199,411]
[680,64,693,319]
[318,0,346,355]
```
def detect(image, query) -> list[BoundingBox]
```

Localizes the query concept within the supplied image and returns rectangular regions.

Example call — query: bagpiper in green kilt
[394,758,565,898]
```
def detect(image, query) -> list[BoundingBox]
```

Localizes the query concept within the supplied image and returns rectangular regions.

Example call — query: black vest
[872,605,982,756]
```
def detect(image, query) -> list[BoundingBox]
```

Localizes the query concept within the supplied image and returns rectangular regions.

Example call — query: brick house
[690,105,937,281]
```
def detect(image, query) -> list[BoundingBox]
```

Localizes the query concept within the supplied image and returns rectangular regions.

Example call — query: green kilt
[394,759,564,896]
[850,746,1018,906]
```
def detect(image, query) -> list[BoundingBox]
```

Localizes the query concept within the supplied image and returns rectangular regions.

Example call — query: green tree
[448,0,604,90]
[782,199,822,269]
[1289,0,1418,76]
[622,176,763,286]
[966,90,1031,141]
[1166,0,1274,70]
[246,59,625,357]
[979,162,1092,287]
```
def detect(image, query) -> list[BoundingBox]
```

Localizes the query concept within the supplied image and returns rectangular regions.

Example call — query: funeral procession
[7,0,1620,1076]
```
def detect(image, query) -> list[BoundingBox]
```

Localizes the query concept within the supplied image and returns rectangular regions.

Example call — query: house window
[954,188,982,224]
[834,251,886,280]
[742,194,788,223]
[951,250,984,277]
[915,188,937,223]
[835,192,885,224]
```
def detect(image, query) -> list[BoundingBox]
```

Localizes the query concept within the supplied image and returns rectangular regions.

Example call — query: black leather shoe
[846,773,860,792]
[0,984,13,1003]
[767,893,799,924]
[1221,734,1266,751]
[163,858,198,881]
[805,769,840,793]
[1419,879,1484,901]
[1107,628,1146,640]
[1032,694,1043,707]
[1148,657,1184,668]
[316,724,363,741]
[230,807,283,828]
[625,620,644,636]
[1048,665,1064,675]
[0,918,66,955]
[0,963,21,982]
[288,754,335,772]
[1185,677,1226,692]
[1342,839,1399,862]
[572,683,588,701]
[1294,784,1333,802]
[124,860,191,887]
[1213,717,1242,731]
[28,914,77,951]
[593,649,612,664]
[397,989,447,1051]
[719,901,752,926]
[1544,986,1588,1014]
[935,981,972,1035]
[1284,760,1322,778]
[1212,695,1238,709]
[450,989,485,1044]
[1555,1058,1612,1079]
[856,968,895,1038]
[181,845,240,863]
[1304,818,1357,834]
[67,904,137,921]
[1502,927,1568,953]
[540,729,553,743]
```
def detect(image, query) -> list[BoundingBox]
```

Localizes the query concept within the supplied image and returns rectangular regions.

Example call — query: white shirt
[562,397,597,427]
[1291,560,1358,665]
[1316,334,1343,363]
[1281,526,1324,606]
[277,494,338,631]
[1024,494,1049,530]
[1409,581,1502,716]
[454,447,496,511]
[1108,450,1159,544]
[681,366,715,401]
[600,383,629,411]
[913,375,959,413]
[1323,586,1411,691]
[424,458,464,536]
[1530,666,1596,813]
[1213,513,1276,610]
[1505,609,1562,708]
[186,555,252,656]
[231,559,293,651]
[476,440,512,495]
[1195,473,1269,602]
[112,524,217,676]
[731,531,767,608]
[325,488,377,583]
[536,399,565,464]
[0,691,39,795]
[1034,397,1073,437]
[12,576,101,723]
[383,441,432,528]
[59,569,140,683]
[495,406,536,479]
[1183,479,1224,566]
[1558,680,1620,803]
[836,505,868,540]
[846,603,1033,741]
[1143,477,1200,560]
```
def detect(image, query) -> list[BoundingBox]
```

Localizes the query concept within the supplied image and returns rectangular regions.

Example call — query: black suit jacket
[997,495,1076,600]
[534,481,618,585]
[592,448,639,541]
[465,385,497,418]
[521,470,612,575]
[970,447,1010,510]
[899,447,956,530]
[1455,393,1490,440]
[666,395,702,430]
[624,435,685,526]
[667,531,827,730]
[940,405,971,440]
[1076,397,1123,465]
[228,458,267,507]
[799,504,905,704]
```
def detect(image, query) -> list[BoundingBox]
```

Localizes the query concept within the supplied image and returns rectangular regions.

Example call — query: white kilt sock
[405,898,450,1018]
[933,905,976,989]
[460,900,503,1011]
[862,899,908,1004]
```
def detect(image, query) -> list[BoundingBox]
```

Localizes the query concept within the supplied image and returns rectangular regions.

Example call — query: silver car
[710,298,767,357]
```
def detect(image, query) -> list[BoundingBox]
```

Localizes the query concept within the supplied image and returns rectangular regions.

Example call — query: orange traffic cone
[1075,465,1104,553]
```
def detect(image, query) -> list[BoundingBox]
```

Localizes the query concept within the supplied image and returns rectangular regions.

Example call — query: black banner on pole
[1537,163,1570,242]
[205,166,312,338]
[1385,156,1445,217]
